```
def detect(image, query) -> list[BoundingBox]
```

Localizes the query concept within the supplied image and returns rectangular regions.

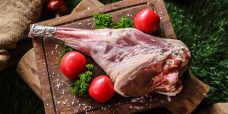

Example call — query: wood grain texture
[16,48,41,99]
[73,0,103,13]
[32,0,209,114]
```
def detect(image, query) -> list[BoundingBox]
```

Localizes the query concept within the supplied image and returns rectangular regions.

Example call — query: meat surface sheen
[29,25,191,97]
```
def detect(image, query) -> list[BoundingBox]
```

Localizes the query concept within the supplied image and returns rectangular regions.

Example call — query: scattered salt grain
[158,12,164,20]
[61,90,65,95]
[131,96,145,103]
[71,101,74,105]
[56,83,61,89]
[160,100,165,103]
[126,14,132,17]
[74,109,78,113]
[101,106,106,110]
[57,101,60,104]
[55,44,59,49]
[131,98,138,103]
[167,96,171,102]
[159,16,163,20]
[129,105,133,109]
[134,106,144,110]
[78,22,82,25]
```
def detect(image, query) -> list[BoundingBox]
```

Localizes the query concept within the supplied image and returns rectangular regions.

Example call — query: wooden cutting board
[32,0,210,114]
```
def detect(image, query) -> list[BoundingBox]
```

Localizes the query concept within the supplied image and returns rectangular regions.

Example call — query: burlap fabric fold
[0,0,43,71]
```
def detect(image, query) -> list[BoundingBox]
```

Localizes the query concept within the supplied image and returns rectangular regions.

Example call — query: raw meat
[29,25,190,97]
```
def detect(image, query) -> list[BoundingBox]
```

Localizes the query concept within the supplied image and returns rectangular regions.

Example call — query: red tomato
[134,8,160,34]
[60,51,87,80]
[47,0,68,15]
[47,0,60,11]
[88,75,115,103]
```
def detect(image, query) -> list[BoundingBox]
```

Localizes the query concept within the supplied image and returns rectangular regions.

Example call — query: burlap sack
[0,0,43,71]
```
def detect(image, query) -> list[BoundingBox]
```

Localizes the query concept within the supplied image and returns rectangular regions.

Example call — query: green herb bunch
[58,45,73,61]
[94,13,134,29]
[115,16,134,28]
[71,64,94,97]
[94,14,114,28]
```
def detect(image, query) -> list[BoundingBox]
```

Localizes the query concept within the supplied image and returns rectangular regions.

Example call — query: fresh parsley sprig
[115,16,134,28]
[58,45,73,61]
[71,64,94,97]
[94,13,134,29]
[94,13,114,29]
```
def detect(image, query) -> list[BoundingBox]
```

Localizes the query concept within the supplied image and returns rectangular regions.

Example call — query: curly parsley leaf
[58,45,73,61]
[94,13,114,29]
[71,64,94,97]
[86,64,94,71]
[94,13,133,29]
[115,16,134,28]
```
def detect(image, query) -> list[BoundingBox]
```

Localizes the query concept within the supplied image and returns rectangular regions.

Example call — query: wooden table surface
[32,0,209,114]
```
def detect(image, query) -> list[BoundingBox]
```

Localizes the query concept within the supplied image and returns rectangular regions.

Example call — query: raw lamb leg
[29,25,190,97]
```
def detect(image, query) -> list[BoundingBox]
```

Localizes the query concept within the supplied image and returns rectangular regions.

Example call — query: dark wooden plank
[33,37,57,114]
[32,0,209,114]
[155,0,176,39]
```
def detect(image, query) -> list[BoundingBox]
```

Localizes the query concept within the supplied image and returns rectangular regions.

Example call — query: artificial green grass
[0,0,227,113]
[165,0,228,103]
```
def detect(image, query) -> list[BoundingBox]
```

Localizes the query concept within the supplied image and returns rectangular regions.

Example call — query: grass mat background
[0,0,227,113]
